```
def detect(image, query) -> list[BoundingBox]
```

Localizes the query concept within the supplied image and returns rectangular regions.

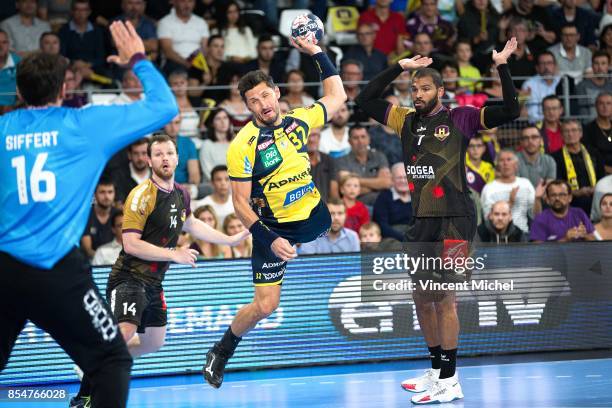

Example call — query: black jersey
[385,105,485,217]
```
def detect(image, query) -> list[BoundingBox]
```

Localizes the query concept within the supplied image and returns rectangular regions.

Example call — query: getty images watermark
[369,253,514,292]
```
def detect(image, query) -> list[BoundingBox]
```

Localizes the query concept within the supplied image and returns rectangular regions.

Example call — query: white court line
[556,376,572,378]
[140,389,157,392]
[348,380,365,384]
[290,383,306,386]
[320,381,336,384]
[586,375,603,378]
[170,387,188,390]
[497,377,512,379]
[261,384,277,387]
[378,379,394,383]
[466,377,482,380]
[526,376,542,379]
[231,385,247,388]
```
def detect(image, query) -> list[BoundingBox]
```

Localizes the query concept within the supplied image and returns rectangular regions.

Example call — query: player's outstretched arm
[482,37,521,128]
[355,55,432,124]
[231,180,297,261]
[291,37,346,118]
[183,214,250,246]
[123,232,199,267]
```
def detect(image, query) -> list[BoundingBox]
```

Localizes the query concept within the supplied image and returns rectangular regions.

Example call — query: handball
[290,13,324,45]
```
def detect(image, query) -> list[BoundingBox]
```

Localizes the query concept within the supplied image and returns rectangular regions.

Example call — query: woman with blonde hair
[188,205,232,259]
[223,213,252,258]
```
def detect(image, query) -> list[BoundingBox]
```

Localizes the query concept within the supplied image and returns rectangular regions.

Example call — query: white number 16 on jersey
[11,153,57,205]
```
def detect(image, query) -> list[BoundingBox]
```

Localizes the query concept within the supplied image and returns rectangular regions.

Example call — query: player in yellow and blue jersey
[203,36,347,388]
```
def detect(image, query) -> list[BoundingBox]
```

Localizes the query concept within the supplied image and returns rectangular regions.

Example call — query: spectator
[307,127,336,202]
[62,65,87,108]
[551,0,599,49]
[457,0,500,72]
[279,98,290,115]
[298,199,361,254]
[369,95,403,166]
[335,125,392,206]
[283,69,315,109]
[158,0,209,73]
[38,0,71,27]
[319,102,351,158]
[81,177,120,259]
[241,35,284,84]
[476,200,528,243]
[455,40,481,94]
[223,213,252,258]
[195,0,218,27]
[112,138,151,204]
[499,0,556,55]
[339,174,370,233]
[343,24,388,81]
[188,35,227,101]
[440,60,461,106]
[200,108,235,183]
[187,205,232,259]
[391,69,414,107]
[583,92,612,174]
[358,0,407,56]
[409,32,447,71]
[537,95,565,154]
[219,72,251,128]
[0,0,50,55]
[212,1,256,64]
[58,0,109,81]
[341,59,369,123]
[465,134,495,194]
[110,69,142,104]
[405,0,456,54]
[481,149,539,232]
[503,18,536,88]
[530,179,595,241]
[576,54,612,119]
[165,114,201,194]
[91,210,123,266]
[591,174,612,222]
[600,24,612,61]
[113,0,158,61]
[169,69,201,142]
[594,193,612,240]
[548,23,592,84]
[192,165,233,224]
[0,30,20,108]
[522,51,562,123]
[373,162,413,241]
[359,222,383,244]
[39,31,61,55]
[553,119,605,214]
[517,125,557,188]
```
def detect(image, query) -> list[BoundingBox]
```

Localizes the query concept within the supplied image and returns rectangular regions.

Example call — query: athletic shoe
[69,396,91,408]
[401,368,439,393]
[203,343,230,388]
[73,365,84,381]
[411,374,464,404]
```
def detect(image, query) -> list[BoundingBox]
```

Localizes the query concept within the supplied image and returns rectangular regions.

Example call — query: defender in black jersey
[73,135,249,406]
[356,38,520,404]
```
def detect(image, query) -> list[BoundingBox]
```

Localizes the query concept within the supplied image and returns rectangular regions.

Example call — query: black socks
[439,348,457,379]
[428,345,442,370]
[218,326,242,356]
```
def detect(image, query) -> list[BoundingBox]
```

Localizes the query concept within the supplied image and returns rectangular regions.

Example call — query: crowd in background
[2,0,612,265]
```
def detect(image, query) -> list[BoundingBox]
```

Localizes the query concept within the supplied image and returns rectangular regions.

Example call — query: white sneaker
[401,368,440,393]
[73,365,84,381]
[411,373,464,404]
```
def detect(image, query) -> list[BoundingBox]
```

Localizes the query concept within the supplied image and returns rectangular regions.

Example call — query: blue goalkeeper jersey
[0,58,178,269]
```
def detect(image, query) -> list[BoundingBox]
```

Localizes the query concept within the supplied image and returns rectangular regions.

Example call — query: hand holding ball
[290,13,324,46]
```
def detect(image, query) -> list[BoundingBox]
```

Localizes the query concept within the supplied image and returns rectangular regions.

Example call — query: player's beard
[414,96,439,115]
[152,164,174,181]
[258,106,280,127]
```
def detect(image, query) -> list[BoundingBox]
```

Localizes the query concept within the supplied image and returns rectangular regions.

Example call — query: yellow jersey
[227,102,327,224]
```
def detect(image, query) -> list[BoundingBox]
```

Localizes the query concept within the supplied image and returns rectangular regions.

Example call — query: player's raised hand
[492,37,518,67]
[397,55,433,71]
[228,229,251,247]
[171,247,199,267]
[271,237,297,261]
[291,36,322,56]
[107,20,145,66]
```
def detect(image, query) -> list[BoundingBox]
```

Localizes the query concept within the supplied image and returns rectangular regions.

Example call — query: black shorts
[106,278,167,333]
[0,248,131,406]
[252,201,331,286]
[405,216,477,283]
